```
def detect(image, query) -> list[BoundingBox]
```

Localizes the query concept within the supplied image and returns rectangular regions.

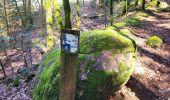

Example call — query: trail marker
[59,29,80,100]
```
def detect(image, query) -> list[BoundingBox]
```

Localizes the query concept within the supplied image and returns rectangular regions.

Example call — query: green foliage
[146,36,163,47]
[13,77,20,87]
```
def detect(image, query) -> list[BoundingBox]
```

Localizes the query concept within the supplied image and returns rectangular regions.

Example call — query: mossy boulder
[146,36,163,47]
[156,1,170,12]
[32,29,137,100]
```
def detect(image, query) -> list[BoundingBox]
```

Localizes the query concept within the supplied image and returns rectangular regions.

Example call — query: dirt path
[126,11,170,99]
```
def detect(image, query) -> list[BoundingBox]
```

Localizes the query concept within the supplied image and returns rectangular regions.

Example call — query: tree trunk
[157,1,160,6]
[52,0,63,30]
[142,0,146,10]
[40,0,44,29]
[110,0,113,26]
[14,0,26,28]
[3,0,9,33]
[23,0,27,26]
[76,0,80,29]
[28,0,33,28]
[63,0,72,29]
[135,0,138,7]
[45,0,54,50]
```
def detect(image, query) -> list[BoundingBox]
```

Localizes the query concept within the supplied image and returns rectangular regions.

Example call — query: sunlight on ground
[134,61,156,78]
[157,21,170,29]
[134,64,145,75]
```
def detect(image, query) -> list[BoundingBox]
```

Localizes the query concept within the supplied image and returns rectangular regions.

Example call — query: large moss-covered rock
[32,29,137,100]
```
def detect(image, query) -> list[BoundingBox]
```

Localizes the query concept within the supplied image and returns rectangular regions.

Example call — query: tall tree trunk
[45,0,54,50]
[123,0,128,14]
[3,0,9,33]
[14,0,26,28]
[104,2,107,28]
[23,0,27,26]
[28,0,33,28]
[157,0,160,6]
[142,0,145,10]
[52,0,63,30]
[135,0,138,7]
[63,0,72,29]
[126,0,128,12]
[40,0,44,29]
[76,0,80,29]
[110,0,113,26]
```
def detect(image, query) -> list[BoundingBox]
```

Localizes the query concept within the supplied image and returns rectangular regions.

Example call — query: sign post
[59,29,80,100]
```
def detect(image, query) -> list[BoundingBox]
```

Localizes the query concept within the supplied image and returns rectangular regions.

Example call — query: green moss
[13,77,20,87]
[79,29,135,54]
[33,29,137,100]
[112,17,141,27]
[32,49,61,100]
[159,2,169,9]
[78,70,116,100]
[146,36,163,47]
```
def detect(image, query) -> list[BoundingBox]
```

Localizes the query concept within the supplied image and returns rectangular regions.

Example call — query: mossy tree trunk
[52,0,63,31]
[123,0,129,14]
[27,0,33,28]
[14,0,26,28]
[40,0,44,30]
[156,0,160,6]
[23,0,27,26]
[142,0,146,10]
[126,0,128,13]
[110,0,113,26]
[63,0,72,29]
[3,0,9,33]
[22,0,33,28]
[76,0,80,29]
[44,0,54,50]
[135,0,138,7]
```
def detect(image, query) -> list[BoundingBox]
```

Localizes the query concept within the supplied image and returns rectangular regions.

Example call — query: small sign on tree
[59,29,80,100]
[61,32,79,53]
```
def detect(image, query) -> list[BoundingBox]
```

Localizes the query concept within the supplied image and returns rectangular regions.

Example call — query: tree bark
[76,0,80,29]
[52,0,63,30]
[110,0,113,26]
[14,0,26,28]
[135,0,138,7]
[3,0,9,33]
[45,0,54,50]
[28,0,33,28]
[157,1,160,6]
[142,0,146,10]
[63,0,72,29]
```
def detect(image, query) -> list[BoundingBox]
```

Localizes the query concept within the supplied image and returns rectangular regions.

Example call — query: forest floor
[125,11,170,99]
[0,3,170,100]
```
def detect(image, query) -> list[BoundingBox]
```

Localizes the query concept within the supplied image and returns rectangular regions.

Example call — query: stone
[32,29,137,100]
